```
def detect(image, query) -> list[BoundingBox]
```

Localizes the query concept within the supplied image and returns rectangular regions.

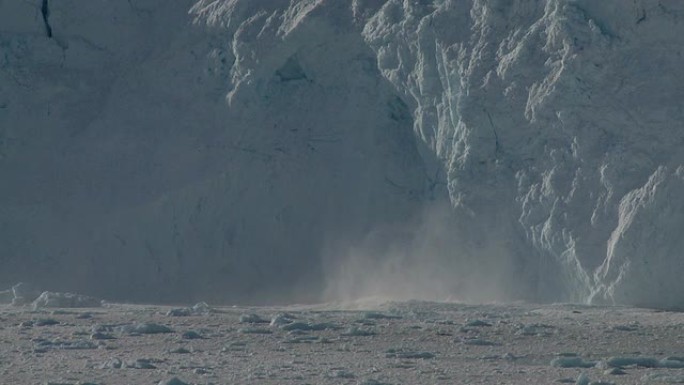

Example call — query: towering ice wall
[360,0,684,308]
[0,0,435,303]
[2,0,683,308]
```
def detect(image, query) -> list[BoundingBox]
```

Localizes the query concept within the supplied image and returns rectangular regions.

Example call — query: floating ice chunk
[516,323,555,336]
[279,321,310,331]
[610,324,639,332]
[283,335,320,344]
[556,378,575,384]
[660,357,684,369]
[239,313,270,324]
[126,358,156,369]
[462,338,499,346]
[191,301,211,313]
[575,372,590,385]
[99,357,157,369]
[604,368,626,375]
[166,302,213,316]
[36,339,98,351]
[270,313,295,326]
[238,327,272,334]
[355,319,377,326]
[550,357,596,368]
[90,332,115,340]
[116,323,173,335]
[99,358,122,369]
[166,308,192,316]
[385,348,435,359]
[606,356,660,368]
[181,330,203,339]
[280,322,335,331]
[32,291,101,309]
[34,318,59,326]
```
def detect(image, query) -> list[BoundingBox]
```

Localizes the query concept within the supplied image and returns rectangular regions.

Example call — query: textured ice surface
[1,0,683,308]
[2,301,684,385]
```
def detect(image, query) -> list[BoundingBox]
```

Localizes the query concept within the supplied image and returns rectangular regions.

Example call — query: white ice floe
[3,301,684,384]
[385,348,435,359]
[31,292,101,309]
[166,302,213,316]
[239,313,270,324]
[115,323,173,335]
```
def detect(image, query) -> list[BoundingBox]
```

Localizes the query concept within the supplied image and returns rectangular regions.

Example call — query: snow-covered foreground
[2,300,683,385]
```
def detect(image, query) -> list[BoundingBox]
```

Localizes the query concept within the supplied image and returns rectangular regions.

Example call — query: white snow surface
[1,0,684,308]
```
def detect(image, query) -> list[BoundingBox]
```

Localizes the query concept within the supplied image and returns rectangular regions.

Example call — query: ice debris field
[2,296,684,385]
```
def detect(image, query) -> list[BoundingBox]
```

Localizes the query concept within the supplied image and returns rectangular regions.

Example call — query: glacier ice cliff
[1,0,683,308]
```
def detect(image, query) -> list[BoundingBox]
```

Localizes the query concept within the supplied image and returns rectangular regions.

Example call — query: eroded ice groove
[2,0,684,308]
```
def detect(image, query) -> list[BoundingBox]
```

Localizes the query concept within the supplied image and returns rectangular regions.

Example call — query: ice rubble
[0,282,102,308]
[1,0,684,308]
[31,291,102,309]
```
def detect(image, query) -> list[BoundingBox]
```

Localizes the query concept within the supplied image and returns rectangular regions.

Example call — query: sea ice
[606,356,660,368]
[550,357,596,368]
[575,372,590,385]
[385,348,435,359]
[115,323,173,335]
[239,313,270,324]
[166,302,214,316]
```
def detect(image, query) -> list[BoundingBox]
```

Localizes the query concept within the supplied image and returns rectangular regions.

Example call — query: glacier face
[2,0,683,308]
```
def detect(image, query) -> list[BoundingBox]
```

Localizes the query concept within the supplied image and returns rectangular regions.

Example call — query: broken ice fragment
[32,292,101,309]
[550,357,596,368]
[606,356,660,368]
[385,348,435,359]
[116,323,173,335]
[239,313,270,324]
